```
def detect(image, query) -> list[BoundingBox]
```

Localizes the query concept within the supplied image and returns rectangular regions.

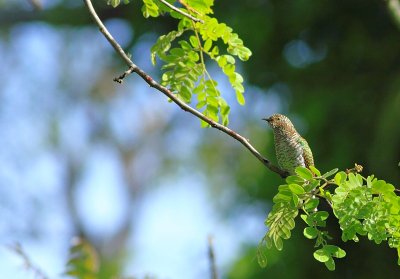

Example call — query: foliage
[257,165,400,270]
[107,0,252,126]
[65,238,99,279]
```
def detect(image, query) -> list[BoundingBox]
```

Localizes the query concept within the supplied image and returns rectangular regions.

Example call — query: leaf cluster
[107,0,252,125]
[258,165,400,270]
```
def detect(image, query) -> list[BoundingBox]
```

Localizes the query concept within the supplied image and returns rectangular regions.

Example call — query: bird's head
[262,113,295,132]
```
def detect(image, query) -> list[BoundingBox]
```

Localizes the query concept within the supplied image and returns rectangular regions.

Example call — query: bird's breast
[274,133,305,174]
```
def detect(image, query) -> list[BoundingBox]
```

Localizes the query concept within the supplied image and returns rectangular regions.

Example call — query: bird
[263,113,314,175]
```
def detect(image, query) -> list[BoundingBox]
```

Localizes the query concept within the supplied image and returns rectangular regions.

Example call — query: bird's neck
[273,125,299,139]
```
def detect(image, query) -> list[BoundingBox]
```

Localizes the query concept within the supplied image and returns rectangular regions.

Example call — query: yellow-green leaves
[226,33,252,61]
[331,172,400,264]
[259,166,347,270]
[151,30,183,65]
[184,0,214,14]
[321,168,338,178]
[110,0,250,126]
[257,183,300,265]
[334,171,347,185]
[107,0,130,8]
[304,227,318,239]
[264,203,298,251]
[313,245,346,271]
[148,6,251,126]
[259,166,400,270]
[371,179,395,195]
[142,0,159,18]
[295,166,313,180]
[65,238,99,279]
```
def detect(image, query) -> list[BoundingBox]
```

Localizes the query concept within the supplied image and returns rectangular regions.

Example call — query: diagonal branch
[82,0,288,178]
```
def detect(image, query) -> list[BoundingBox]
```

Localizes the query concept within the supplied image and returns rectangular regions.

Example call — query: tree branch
[8,243,48,279]
[82,0,288,178]
[159,0,204,23]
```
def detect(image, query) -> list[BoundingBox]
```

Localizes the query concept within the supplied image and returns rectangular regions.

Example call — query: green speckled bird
[263,114,314,175]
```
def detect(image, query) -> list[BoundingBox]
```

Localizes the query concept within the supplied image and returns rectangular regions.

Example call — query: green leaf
[397,248,400,266]
[348,173,363,188]
[256,242,268,268]
[304,227,318,239]
[372,180,395,195]
[286,175,305,185]
[303,211,329,227]
[179,40,192,50]
[292,193,300,207]
[300,214,310,225]
[189,35,199,48]
[313,211,329,221]
[107,0,120,8]
[313,249,330,262]
[303,180,320,192]
[216,55,227,67]
[289,183,305,195]
[304,198,319,212]
[219,98,230,126]
[274,236,283,251]
[264,203,298,251]
[223,63,235,75]
[235,90,245,105]
[142,0,159,18]
[204,39,212,52]
[151,30,183,65]
[196,100,207,109]
[324,257,336,271]
[333,248,346,258]
[180,86,192,103]
[186,0,214,14]
[295,167,313,180]
[65,238,99,278]
[309,166,321,176]
[322,168,338,178]
[334,171,347,185]
[273,187,293,203]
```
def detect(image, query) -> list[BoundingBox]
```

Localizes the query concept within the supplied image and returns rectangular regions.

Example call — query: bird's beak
[262,117,271,123]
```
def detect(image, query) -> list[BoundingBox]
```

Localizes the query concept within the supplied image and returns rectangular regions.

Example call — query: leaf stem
[191,23,219,97]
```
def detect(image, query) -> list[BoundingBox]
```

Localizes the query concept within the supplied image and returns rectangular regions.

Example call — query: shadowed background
[0,0,399,278]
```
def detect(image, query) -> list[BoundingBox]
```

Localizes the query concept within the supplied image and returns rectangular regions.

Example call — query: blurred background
[0,0,399,278]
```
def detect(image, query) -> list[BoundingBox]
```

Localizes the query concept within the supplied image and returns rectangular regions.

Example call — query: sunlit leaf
[304,227,318,239]
[295,167,313,180]
[289,183,305,195]
[322,168,338,178]
[313,249,330,262]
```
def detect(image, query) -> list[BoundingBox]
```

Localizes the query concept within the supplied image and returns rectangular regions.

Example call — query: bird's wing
[299,137,314,168]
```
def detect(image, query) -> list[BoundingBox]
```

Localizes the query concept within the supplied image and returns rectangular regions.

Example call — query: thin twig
[83,0,287,178]
[208,236,218,279]
[113,66,135,83]
[8,243,49,279]
[159,0,204,23]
